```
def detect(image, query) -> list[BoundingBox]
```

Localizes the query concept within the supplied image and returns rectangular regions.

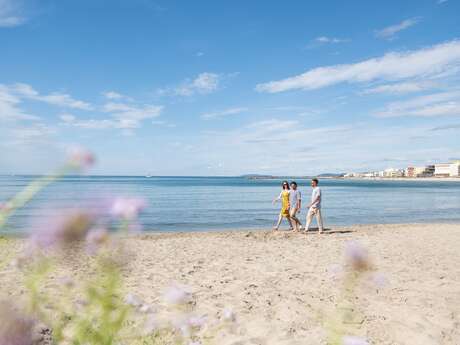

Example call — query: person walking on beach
[272,181,292,231]
[289,181,302,232]
[305,178,324,234]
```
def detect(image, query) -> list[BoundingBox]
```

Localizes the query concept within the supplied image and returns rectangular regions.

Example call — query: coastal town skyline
[1,0,460,176]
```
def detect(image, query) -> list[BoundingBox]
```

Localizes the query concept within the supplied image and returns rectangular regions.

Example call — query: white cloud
[256,40,460,93]
[10,124,56,141]
[375,17,420,40]
[61,102,163,130]
[151,120,176,127]
[12,83,93,110]
[0,85,39,121]
[102,91,125,100]
[201,107,248,119]
[0,0,26,27]
[362,81,437,95]
[375,91,460,117]
[103,102,162,121]
[438,0,448,4]
[176,72,220,96]
[59,113,76,122]
[315,36,349,44]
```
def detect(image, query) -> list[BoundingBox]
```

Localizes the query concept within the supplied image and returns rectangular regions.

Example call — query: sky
[1,0,460,176]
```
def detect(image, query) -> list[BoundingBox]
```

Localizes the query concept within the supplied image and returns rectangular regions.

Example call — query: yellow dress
[280,190,290,217]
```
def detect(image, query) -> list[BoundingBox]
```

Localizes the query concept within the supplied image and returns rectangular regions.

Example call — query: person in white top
[289,181,302,232]
[305,178,324,234]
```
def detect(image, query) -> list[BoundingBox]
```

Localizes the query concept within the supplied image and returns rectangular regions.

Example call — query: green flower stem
[0,165,74,229]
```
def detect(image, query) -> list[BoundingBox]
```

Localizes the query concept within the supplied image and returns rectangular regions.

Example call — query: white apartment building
[383,168,404,178]
[450,161,460,177]
[434,162,460,177]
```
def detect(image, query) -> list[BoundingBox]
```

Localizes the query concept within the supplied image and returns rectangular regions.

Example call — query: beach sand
[1,223,459,344]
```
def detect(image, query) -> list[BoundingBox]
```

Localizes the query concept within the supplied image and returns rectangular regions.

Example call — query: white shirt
[311,187,321,208]
[289,190,301,209]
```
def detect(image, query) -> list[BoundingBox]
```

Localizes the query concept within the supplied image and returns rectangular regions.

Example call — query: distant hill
[242,173,344,180]
[317,173,345,178]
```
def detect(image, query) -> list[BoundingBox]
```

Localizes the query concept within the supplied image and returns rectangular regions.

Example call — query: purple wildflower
[0,301,35,345]
[188,315,207,328]
[85,227,109,254]
[164,285,192,305]
[30,209,95,249]
[345,241,371,271]
[124,293,143,308]
[222,307,236,322]
[342,335,369,345]
[143,314,158,335]
[110,197,146,220]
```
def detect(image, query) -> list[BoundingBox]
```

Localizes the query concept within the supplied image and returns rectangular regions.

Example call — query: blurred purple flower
[342,335,369,345]
[85,227,109,254]
[188,315,207,328]
[0,301,35,345]
[164,285,191,305]
[143,314,158,335]
[30,209,95,249]
[345,241,371,271]
[67,147,95,170]
[222,307,236,322]
[110,197,147,220]
[372,272,388,288]
[124,293,143,308]
[139,304,152,313]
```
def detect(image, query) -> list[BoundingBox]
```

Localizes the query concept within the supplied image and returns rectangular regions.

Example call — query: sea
[1,175,460,234]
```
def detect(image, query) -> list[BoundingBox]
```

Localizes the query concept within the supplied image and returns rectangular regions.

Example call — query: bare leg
[290,209,301,232]
[273,214,283,230]
[287,215,293,230]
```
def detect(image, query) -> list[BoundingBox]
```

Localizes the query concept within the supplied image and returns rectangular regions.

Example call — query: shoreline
[2,221,460,238]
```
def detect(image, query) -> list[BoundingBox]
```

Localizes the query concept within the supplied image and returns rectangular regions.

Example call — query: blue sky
[1,0,460,175]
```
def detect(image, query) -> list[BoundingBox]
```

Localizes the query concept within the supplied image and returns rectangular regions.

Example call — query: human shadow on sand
[306,228,354,234]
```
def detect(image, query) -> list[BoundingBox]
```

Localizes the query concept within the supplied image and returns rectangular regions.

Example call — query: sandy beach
[1,223,459,344]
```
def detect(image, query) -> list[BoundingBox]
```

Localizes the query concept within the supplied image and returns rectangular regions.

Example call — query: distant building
[405,166,415,177]
[435,163,453,177]
[415,165,435,177]
[383,168,404,178]
[450,161,460,177]
[435,162,460,177]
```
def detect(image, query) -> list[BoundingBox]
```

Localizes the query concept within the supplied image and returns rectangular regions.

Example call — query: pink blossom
[110,197,146,220]
[67,147,95,170]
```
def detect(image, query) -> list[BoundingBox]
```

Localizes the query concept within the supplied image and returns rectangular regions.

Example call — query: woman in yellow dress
[272,181,292,231]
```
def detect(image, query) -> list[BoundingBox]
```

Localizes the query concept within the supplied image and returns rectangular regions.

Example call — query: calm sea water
[1,175,460,233]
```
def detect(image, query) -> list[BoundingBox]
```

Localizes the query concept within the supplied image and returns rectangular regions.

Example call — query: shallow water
[1,176,460,233]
